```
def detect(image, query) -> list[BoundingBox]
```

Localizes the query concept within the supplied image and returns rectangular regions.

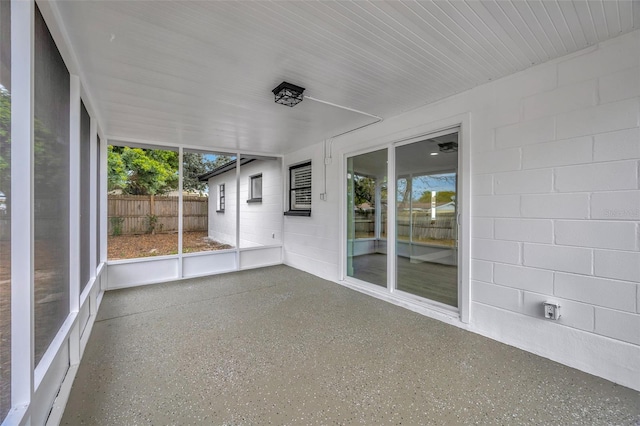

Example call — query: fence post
[149,194,155,234]
[149,194,155,216]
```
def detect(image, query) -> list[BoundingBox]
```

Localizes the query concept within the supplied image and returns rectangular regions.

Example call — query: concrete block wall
[207,173,237,246]
[237,159,283,247]
[284,29,640,389]
[207,159,283,247]
[283,143,341,281]
[470,29,640,351]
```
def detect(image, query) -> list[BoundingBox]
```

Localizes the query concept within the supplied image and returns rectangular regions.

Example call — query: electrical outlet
[543,302,560,320]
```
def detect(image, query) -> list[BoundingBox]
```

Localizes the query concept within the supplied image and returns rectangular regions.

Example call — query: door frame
[339,113,470,324]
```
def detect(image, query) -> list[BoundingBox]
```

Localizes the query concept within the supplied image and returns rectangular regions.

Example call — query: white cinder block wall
[237,159,283,247]
[283,30,640,390]
[207,174,237,246]
[207,159,283,247]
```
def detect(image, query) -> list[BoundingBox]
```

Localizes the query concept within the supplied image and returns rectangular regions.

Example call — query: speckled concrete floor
[62,265,640,425]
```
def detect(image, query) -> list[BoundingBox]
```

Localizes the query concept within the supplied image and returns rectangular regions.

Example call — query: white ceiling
[55,0,639,155]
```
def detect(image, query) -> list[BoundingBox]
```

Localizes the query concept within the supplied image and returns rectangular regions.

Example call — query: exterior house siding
[207,159,283,248]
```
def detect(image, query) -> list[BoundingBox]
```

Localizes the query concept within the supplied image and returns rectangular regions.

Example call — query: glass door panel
[395,132,458,307]
[346,149,387,287]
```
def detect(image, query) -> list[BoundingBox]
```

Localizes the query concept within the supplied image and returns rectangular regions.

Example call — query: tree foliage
[108,147,234,196]
[108,146,179,195]
[397,174,456,205]
[182,153,233,195]
[353,175,375,206]
[418,190,456,204]
[182,152,212,194]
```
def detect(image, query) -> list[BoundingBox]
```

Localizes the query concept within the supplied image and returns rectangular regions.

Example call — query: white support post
[178,147,183,277]
[68,75,81,366]
[99,137,107,279]
[11,0,35,413]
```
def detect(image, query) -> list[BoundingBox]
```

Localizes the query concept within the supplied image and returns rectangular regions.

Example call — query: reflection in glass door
[395,132,458,307]
[346,149,388,287]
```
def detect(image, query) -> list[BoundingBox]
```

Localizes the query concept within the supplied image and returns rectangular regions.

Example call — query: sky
[403,173,456,201]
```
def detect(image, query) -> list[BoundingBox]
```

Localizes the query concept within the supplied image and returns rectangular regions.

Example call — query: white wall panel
[352,240,376,257]
[182,252,237,278]
[107,258,179,289]
[239,247,282,270]
[31,342,69,426]
[78,300,90,337]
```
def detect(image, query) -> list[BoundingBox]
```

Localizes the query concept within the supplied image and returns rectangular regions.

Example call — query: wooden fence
[398,212,455,244]
[108,195,208,235]
[354,212,455,243]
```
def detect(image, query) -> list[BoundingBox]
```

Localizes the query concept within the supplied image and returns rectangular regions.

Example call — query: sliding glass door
[345,130,459,309]
[395,132,458,307]
[346,149,388,287]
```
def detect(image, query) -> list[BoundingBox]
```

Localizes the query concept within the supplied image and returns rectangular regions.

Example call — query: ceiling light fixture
[430,152,439,156]
[438,142,458,153]
[272,81,305,107]
[273,80,384,202]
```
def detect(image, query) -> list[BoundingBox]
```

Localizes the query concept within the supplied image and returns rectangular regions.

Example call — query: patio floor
[61,265,640,425]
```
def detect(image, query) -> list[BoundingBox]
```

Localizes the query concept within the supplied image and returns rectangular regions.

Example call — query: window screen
[80,101,90,292]
[96,135,101,267]
[34,3,70,365]
[0,0,10,419]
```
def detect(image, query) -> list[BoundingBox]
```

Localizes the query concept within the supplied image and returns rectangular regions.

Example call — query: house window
[285,162,311,216]
[217,184,225,212]
[248,174,262,203]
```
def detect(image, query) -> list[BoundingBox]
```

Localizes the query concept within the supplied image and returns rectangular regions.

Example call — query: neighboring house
[198,157,282,248]
[431,201,455,215]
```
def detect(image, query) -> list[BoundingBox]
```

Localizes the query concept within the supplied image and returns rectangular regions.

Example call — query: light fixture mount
[272,81,305,107]
[438,141,458,153]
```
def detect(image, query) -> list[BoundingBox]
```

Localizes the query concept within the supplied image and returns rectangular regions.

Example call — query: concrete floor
[62,265,640,425]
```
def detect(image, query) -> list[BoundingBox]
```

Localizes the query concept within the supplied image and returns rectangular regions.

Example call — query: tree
[353,175,375,206]
[182,153,233,194]
[396,178,410,207]
[418,190,456,204]
[108,146,178,195]
[182,152,212,194]
[107,145,127,192]
[108,147,234,196]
